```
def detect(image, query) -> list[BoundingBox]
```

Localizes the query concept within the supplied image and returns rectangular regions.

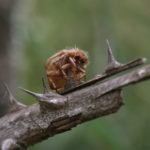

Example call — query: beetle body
[45,48,89,93]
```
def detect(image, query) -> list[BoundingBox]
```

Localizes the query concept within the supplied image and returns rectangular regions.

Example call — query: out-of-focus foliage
[14,0,150,150]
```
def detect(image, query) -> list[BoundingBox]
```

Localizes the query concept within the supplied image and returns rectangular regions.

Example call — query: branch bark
[0,64,150,150]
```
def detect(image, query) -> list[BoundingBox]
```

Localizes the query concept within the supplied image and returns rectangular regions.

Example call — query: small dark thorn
[19,87,43,99]
[42,77,49,94]
[104,40,123,73]
[3,83,26,111]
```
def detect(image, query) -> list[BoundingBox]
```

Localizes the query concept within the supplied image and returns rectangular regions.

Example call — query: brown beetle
[45,48,89,93]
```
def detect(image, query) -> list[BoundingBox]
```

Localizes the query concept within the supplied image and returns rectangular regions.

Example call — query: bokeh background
[0,0,150,150]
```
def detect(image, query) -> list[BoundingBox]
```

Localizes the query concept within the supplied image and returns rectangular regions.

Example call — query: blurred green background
[11,0,150,150]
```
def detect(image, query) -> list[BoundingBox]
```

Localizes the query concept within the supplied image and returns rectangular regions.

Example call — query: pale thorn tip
[106,39,116,63]
[19,87,43,99]
[141,57,147,63]
[103,39,123,73]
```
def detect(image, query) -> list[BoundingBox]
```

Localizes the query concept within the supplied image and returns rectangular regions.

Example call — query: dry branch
[0,41,150,150]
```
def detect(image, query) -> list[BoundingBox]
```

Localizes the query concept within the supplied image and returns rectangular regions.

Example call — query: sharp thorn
[42,77,49,94]
[3,83,26,111]
[3,83,19,105]
[19,87,43,99]
[104,40,123,73]
[106,39,116,63]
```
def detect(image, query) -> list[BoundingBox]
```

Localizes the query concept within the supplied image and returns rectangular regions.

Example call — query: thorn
[3,83,26,112]
[106,39,116,63]
[19,87,66,110]
[42,78,49,94]
[3,83,17,105]
[19,87,43,100]
[104,40,123,73]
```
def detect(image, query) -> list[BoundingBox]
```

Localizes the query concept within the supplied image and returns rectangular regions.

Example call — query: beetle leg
[62,64,73,78]
[69,57,76,67]
[46,70,60,90]
[55,63,67,79]
[61,63,71,70]
[61,69,67,78]
[83,74,86,81]
[56,88,64,93]
[79,72,86,80]
[48,77,57,89]
[47,70,60,76]
[77,66,85,73]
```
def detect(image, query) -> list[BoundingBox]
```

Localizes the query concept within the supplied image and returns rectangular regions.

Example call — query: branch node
[19,87,67,111]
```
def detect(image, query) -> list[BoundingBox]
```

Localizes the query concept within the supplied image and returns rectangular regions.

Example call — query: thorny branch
[0,41,150,150]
